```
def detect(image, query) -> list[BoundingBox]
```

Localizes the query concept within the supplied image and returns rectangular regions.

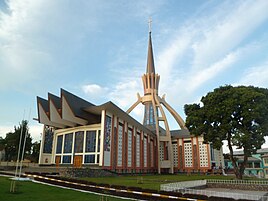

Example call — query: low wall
[60,168,117,178]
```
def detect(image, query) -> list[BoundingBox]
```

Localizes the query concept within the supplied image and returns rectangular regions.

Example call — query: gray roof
[232,148,268,156]
[257,148,268,154]
[48,93,61,110]
[37,96,49,116]
[61,89,100,123]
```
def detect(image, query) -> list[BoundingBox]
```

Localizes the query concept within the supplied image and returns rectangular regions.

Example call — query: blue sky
[1,0,268,152]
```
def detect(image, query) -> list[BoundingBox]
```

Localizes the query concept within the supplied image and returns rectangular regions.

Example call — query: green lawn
[0,176,126,201]
[83,174,235,190]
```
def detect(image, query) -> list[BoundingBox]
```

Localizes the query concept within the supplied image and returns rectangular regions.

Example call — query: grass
[82,174,235,190]
[0,176,126,201]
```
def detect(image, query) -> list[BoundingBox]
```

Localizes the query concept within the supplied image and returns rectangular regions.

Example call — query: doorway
[73,155,83,168]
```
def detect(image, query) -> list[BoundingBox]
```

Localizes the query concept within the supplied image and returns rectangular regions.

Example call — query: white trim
[38,125,46,164]
[99,110,105,166]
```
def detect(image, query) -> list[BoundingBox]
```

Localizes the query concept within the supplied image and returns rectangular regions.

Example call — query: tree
[4,120,32,161]
[0,137,5,150]
[30,141,40,163]
[184,85,268,179]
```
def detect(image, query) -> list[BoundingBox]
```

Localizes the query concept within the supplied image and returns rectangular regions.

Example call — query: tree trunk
[227,133,249,179]
[227,134,241,179]
[239,150,249,179]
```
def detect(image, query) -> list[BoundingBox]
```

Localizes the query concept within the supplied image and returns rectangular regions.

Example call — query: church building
[36,28,223,174]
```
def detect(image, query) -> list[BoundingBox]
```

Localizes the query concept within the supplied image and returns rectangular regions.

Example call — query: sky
[1,0,268,152]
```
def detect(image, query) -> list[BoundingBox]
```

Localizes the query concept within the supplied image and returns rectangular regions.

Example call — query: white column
[99,110,105,166]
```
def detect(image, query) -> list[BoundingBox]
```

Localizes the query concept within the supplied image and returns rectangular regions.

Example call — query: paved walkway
[203,187,268,200]
[206,187,268,196]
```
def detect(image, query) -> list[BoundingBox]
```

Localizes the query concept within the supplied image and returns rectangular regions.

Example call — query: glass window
[97,130,101,152]
[84,155,95,163]
[144,137,147,167]
[56,135,63,154]
[136,133,140,167]
[62,155,71,163]
[43,126,54,153]
[96,154,99,163]
[104,116,112,151]
[86,131,96,152]
[143,104,156,125]
[117,124,123,166]
[64,133,73,153]
[254,162,260,168]
[74,131,84,153]
[127,129,132,167]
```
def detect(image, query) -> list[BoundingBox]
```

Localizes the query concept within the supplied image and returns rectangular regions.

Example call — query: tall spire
[146,18,155,74]
[127,19,187,174]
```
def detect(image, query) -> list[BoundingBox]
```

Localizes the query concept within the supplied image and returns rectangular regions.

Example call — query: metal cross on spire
[148,17,152,33]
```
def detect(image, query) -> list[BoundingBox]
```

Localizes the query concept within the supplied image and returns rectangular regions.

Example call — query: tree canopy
[4,120,32,161]
[184,85,268,179]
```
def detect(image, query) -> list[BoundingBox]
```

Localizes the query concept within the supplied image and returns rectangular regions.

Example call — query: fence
[207,179,268,185]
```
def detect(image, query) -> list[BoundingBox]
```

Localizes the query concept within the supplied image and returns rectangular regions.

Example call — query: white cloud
[0,126,13,137]
[82,84,108,96]
[0,0,52,89]
[109,79,142,109]
[0,0,102,91]
[82,78,144,121]
[236,62,268,87]
[192,0,268,69]
[156,28,192,90]
[132,0,166,18]
[29,124,43,142]
[187,51,238,92]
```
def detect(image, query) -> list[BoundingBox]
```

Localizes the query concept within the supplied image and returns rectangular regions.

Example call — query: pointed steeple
[146,18,155,74]
[146,32,155,74]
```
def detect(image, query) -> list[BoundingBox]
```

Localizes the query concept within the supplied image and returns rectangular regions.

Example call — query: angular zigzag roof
[36,89,155,135]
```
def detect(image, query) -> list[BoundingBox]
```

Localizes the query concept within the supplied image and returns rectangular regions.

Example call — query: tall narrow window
[136,133,140,167]
[104,116,112,151]
[144,137,147,167]
[97,130,101,152]
[117,124,123,166]
[56,135,63,154]
[151,140,154,168]
[74,131,84,153]
[127,128,132,167]
[43,126,54,153]
[64,133,73,153]
[86,131,96,152]
[143,103,156,125]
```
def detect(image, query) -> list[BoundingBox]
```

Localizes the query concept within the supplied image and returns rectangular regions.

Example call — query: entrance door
[73,155,83,168]
[55,156,61,167]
